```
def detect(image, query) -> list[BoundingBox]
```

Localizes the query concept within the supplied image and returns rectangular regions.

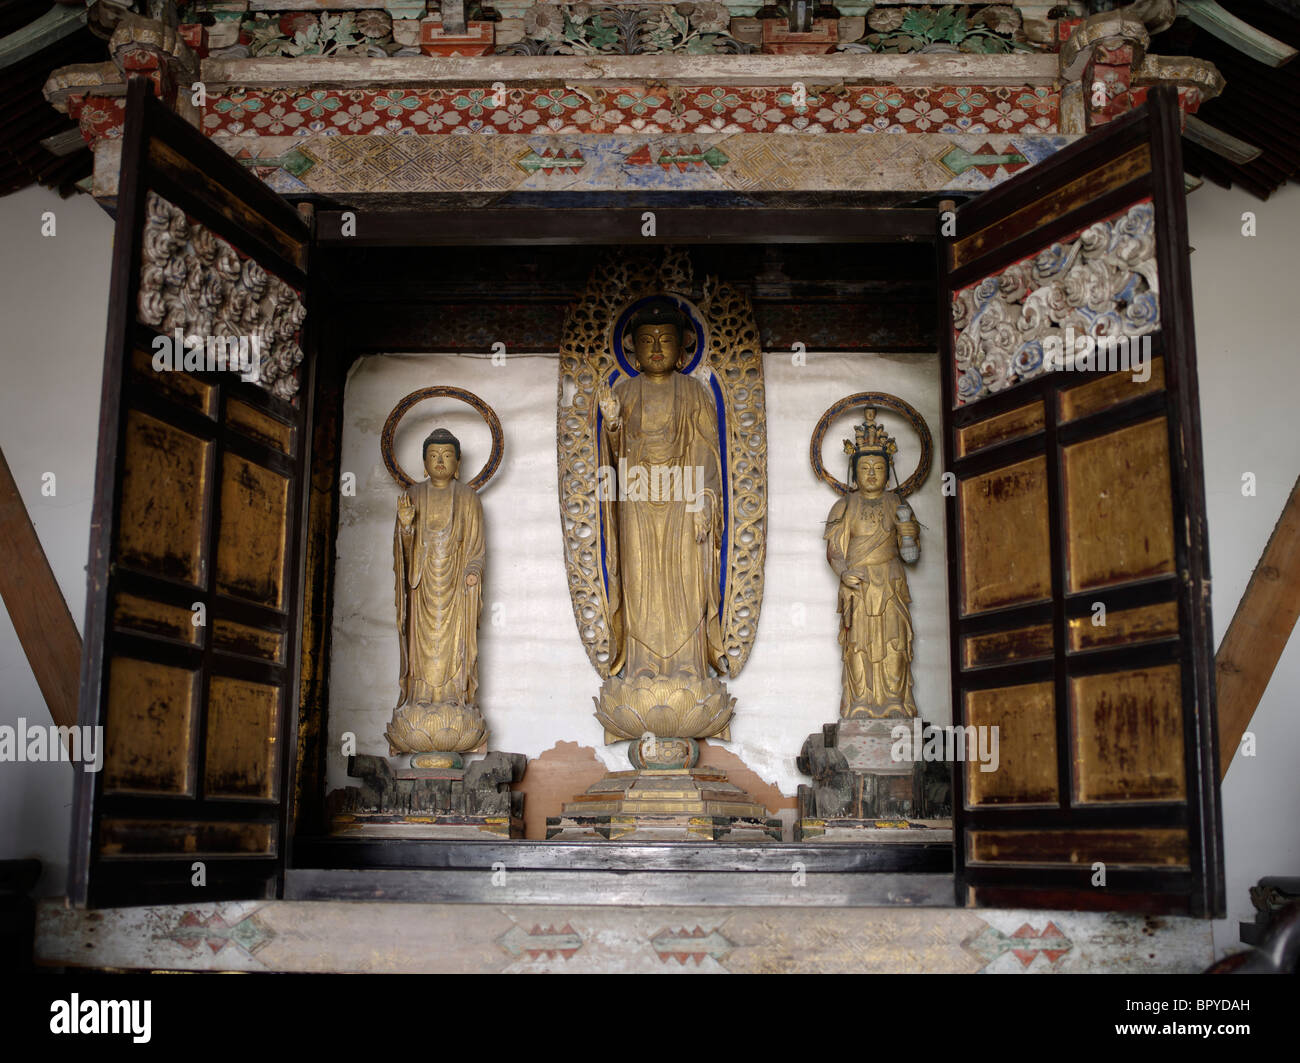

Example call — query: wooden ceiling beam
[1216,474,1300,779]
[0,447,81,731]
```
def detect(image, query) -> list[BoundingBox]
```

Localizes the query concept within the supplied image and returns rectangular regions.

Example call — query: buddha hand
[397,492,415,528]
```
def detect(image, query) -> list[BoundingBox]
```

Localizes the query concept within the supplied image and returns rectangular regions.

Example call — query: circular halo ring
[609,292,707,379]
[810,391,933,498]
[380,386,504,492]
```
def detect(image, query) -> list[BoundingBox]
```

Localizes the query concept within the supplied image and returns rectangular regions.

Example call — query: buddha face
[855,454,889,496]
[632,324,681,377]
[424,442,459,485]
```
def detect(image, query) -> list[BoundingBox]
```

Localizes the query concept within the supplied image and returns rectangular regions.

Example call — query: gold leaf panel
[100,819,274,857]
[212,618,283,663]
[1063,417,1175,593]
[1068,601,1179,652]
[1059,357,1165,423]
[962,623,1053,670]
[959,456,1052,615]
[226,398,294,455]
[956,400,1045,457]
[102,657,198,796]
[215,455,289,609]
[1071,664,1186,804]
[205,676,280,800]
[965,681,1058,807]
[117,411,210,585]
[112,592,200,646]
[967,828,1188,867]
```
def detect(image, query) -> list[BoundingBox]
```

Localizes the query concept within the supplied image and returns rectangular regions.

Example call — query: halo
[810,391,933,498]
[609,293,706,378]
[380,386,504,492]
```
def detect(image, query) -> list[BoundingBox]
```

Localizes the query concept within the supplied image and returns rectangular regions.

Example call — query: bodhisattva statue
[386,427,488,755]
[592,298,732,748]
[825,409,922,719]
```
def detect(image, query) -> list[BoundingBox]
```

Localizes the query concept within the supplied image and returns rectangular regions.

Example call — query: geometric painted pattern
[38,901,1214,974]
[200,84,1059,138]
[962,920,1074,968]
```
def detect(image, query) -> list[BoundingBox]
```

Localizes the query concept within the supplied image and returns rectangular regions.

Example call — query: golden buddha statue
[591,298,732,744]
[824,409,922,719]
[386,427,488,755]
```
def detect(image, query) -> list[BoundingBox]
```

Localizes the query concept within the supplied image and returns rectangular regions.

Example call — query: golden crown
[843,407,898,459]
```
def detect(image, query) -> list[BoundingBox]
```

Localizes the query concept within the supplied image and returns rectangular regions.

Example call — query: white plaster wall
[1186,182,1300,959]
[0,186,116,896]
[325,349,948,799]
[0,177,1294,950]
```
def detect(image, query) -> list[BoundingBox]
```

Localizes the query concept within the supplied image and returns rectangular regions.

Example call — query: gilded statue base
[547,767,782,842]
[794,719,953,843]
[328,751,526,839]
[385,700,488,756]
[594,673,734,745]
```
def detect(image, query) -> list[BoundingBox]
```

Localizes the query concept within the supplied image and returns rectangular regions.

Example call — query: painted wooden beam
[1180,0,1298,68]
[0,5,87,72]
[0,447,81,731]
[1184,114,1263,165]
[1216,474,1300,780]
[201,52,1064,91]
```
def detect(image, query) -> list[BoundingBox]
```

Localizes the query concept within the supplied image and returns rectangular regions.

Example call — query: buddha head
[422,427,461,485]
[629,298,689,377]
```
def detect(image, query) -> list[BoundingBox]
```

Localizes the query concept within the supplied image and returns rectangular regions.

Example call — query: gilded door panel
[1063,417,1175,593]
[967,828,1188,867]
[117,411,210,585]
[204,677,281,800]
[962,624,1053,669]
[965,681,1058,807]
[1069,601,1179,652]
[112,592,201,646]
[1059,357,1165,423]
[215,454,289,609]
[102,658,198,796]
[959,456,1052,615]
[1071,665,1185,804]
[956,401,1045,457]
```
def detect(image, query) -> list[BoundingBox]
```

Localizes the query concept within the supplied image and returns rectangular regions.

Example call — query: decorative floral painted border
[951,199,1159,406]
[197,84,1058,137]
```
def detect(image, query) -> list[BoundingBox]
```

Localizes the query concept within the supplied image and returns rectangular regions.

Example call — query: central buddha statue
[592,298,733,748]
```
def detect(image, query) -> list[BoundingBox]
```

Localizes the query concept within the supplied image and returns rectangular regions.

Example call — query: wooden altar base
[546,767,783,842]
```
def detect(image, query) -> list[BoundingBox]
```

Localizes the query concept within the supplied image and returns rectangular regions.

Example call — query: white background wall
[1,178,1296,963]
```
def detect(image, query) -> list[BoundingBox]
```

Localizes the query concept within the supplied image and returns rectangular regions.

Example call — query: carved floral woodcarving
[952,199,1160,405]
[137,191,306,400]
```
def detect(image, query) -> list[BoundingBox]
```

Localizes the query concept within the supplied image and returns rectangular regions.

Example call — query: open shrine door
[70,79,317,908]
[938,85,1224,916]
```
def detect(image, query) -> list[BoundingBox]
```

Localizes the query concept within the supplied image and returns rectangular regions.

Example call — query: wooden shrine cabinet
[70,78,1223,918]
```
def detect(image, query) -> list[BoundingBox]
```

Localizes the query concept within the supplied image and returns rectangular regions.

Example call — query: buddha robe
[600,371,725,679]
[394,478,484,709]
[824,488,918,718]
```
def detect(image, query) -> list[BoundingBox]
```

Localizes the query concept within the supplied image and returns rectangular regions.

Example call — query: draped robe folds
[824,489,918,718]
[599,371,726,679]
[394,478,485,709]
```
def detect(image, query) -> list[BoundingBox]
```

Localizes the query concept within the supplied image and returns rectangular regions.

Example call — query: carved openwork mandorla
[556,249,767,680]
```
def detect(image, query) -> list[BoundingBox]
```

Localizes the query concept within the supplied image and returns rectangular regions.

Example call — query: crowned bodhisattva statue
[795,400,950,840]
[387,427,488,757]
[826,409,922,720]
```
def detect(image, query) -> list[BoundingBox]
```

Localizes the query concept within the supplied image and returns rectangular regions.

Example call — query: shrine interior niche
[52,0,1231,922]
